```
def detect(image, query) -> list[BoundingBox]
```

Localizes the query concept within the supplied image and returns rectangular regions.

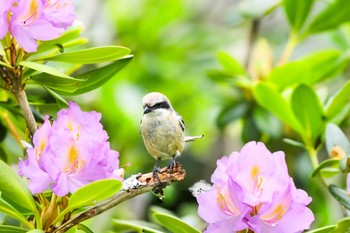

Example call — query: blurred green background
[2,0,350,232]
[73,0,350,231]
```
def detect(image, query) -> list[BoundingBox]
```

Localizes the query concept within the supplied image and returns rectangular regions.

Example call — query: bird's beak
[143,105,151,114]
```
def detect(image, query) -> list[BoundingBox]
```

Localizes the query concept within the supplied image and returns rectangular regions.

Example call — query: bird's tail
[185,135,204,142]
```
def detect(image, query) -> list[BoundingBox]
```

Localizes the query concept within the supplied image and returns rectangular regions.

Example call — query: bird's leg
[168,155,177,172]
[153,159,161,179]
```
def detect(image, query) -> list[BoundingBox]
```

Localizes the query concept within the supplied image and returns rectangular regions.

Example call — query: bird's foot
[167,157,177,173]
[153,161,162,183]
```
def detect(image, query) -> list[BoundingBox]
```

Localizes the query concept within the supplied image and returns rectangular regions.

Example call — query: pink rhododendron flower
[19,102,124,196]
[197,141,314,233]
[0,0,15,39]
[0,0,75,52]
[347,173,350,194]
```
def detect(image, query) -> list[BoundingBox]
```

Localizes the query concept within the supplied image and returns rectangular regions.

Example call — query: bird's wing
[177,113,185,131]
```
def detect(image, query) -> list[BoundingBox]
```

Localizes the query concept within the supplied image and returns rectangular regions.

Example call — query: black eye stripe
[154,101,170,109]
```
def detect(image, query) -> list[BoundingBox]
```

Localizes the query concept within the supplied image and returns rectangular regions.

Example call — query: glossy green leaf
[217,51,246,76]
[112,219,165,233]
[306,225,335,233]
[53,179,122,225]
[40,56,132,96]
[242,114,261,142]
[69,179,122,210]
[36,46,131,64]
[332,217,350,233]
[253,107,282,138]
[216,102,249,128]
[152,211,200,233]
[0,225,27,233]
[325,80,350,121]
[43,86,68,108]
[70,56,133,95]
[283,0,314,31]
[310,159,340,177]
[0,160,36,213]
[291,85,323,145]
[299,50,345,84]
[305,0,350,35]
[329,185,350,211]
[29,72,84,85]
[268,61,310,90]
[325,123,350,155]
[283,138,305,148]
[0,192,32,228]
[76,224,93,233]
[19,61,73,79]
[207,69,235,83]
[253,82,303,134]
[0,61,11,68]
[268,50,344,90]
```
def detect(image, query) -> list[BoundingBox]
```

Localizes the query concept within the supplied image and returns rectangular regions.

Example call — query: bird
[139,92,203,177]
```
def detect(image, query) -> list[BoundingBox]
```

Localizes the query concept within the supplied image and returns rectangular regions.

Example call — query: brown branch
[244,19,260,70]
[14,84,37,136]
[53,163,186,233]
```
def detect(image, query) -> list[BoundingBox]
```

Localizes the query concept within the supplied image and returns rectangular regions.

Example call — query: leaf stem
[278,32,298,65]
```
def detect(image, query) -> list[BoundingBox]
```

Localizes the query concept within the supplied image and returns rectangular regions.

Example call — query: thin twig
[53,163,186,233]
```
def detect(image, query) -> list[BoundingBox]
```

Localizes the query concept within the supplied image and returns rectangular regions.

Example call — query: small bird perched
[140,92,203,177]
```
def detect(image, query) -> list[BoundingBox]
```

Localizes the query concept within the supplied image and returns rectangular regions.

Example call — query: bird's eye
[153,101,170,109]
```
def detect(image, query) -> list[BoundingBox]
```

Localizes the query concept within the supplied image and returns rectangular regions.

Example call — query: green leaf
[40,56,132,96]
[76,224,94,233]
[0,225,27,233]
[325,123,350,155]
[216,102,249,128]
[112,219,165,233]
[69,179,122,209]
[216,51,246,76]
[331,217,350,233]
[299,50,345,84]
[43,86,68,108]
[283,0,314,31]
[35,46,131,64]
[0,192,32,229]
[268,50,344,90]
[306,225,335,233]
[267,61,311,90]
[253,82,303,134]
[283,138,305,148]
[0,61,11,68]
[329,185,350,211]
[310,159,340,177]
[19,61,74,80]
[305,0,350,35]
[0,160,36,213]
[291,85,323,145]
[253,105,282,138]
[150,207,200,233]
[325,80,350,121]
[54,179,122,224]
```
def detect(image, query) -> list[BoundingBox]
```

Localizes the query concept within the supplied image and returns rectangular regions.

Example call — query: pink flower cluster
[0,0,75,52]
[19,102,124,196]
[197,141,314,233]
